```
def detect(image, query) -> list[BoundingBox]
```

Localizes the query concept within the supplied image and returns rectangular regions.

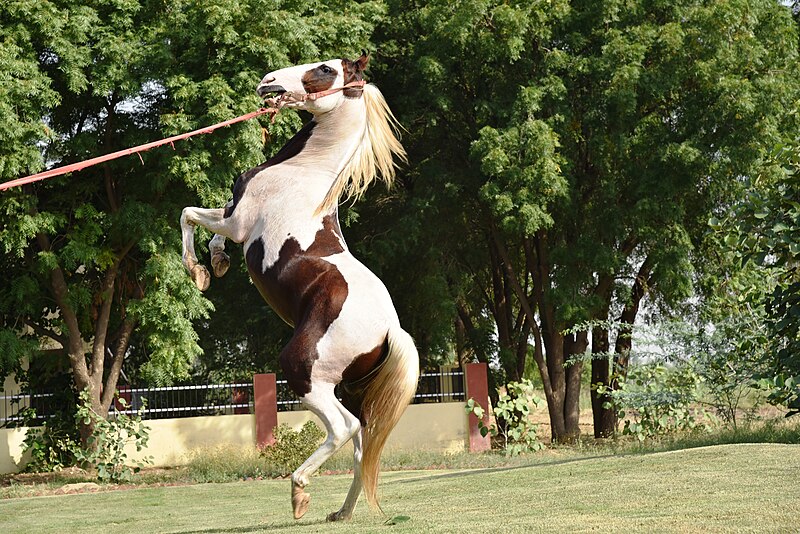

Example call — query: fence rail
[1,369,465,426]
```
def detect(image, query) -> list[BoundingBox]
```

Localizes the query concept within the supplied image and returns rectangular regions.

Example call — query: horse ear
[355,49,370,71]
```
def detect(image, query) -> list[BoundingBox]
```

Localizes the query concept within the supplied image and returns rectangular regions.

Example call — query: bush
[260,422,325,476]
[602,363,717,441]
[466,379,545,456]
[22,418,79,473]
[72,389,153,482]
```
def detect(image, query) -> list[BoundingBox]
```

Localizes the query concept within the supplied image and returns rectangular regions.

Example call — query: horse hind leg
[291,383,361,520]
[327,426,364,522]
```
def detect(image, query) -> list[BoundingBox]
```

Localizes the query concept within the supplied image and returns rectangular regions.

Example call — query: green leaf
[384,515,411,526]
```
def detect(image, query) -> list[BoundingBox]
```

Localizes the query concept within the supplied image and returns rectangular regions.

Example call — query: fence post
[464,362,491,452]
[253,373,278,448]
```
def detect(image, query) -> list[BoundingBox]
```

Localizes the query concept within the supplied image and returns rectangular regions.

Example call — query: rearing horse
[179,52,419,521]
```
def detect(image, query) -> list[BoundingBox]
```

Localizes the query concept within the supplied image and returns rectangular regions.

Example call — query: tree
[0,0,385,444]
[373,0,800,441]
[719,142,800,415]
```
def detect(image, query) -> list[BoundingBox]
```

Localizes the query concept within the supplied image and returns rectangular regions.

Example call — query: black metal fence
[0,391,56,426]
[1,369,465,426]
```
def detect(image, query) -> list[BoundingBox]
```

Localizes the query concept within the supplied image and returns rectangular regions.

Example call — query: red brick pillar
[254,373,278,448]
[464,363,491,452]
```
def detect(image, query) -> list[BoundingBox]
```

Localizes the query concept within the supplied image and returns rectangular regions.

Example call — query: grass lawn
[1,443,798,533]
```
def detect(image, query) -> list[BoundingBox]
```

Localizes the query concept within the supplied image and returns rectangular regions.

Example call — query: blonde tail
[360,325,419,510]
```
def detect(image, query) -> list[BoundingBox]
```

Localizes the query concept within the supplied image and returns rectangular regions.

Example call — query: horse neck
[287,98,367,181]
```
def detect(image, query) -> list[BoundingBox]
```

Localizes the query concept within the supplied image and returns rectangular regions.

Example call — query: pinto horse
[179,52,419,521]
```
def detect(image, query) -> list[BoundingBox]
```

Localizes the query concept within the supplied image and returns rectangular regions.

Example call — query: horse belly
[311,254,399,384]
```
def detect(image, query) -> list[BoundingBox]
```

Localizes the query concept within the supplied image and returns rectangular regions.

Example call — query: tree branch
[489,225,554,400]
[36,232,88,384]
[22,318,67,347]
[90,240,136,378]
[101,319,135,411]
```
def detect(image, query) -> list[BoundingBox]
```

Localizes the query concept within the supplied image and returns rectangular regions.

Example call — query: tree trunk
[591,322,616,438]
[563,331,588,441]
[36,230,135,448]
[457,301,501,409]
[613,256,654,387]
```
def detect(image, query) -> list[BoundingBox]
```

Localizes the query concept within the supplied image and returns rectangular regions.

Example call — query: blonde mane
[317,84,407,214]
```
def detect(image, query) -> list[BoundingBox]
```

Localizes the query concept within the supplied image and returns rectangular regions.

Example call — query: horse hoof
[292,483,311,519]
[190,264,211,291]
[327,511,351,522]
[211,251,230,278]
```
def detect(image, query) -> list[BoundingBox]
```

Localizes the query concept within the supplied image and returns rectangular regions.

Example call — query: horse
[179,52,419,522]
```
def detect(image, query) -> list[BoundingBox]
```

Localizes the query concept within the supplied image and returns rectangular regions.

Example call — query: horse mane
[317,84,407,215]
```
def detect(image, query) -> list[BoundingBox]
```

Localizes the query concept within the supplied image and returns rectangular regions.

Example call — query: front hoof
[292,483,311,519]
[211,251,230,278]
[327,510,351,522]
[190,264,211,291]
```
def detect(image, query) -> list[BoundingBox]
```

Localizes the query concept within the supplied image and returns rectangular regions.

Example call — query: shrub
[602,363,717,441]
[260,421,325,476]
[22,416,79,473]
[466,379,545,456]
[71,389,153,482]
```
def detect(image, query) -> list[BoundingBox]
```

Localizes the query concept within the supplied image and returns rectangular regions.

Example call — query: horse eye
[319,65,332,74]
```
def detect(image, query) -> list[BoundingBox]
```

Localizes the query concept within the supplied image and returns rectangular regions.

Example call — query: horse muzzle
[257,84,287,98]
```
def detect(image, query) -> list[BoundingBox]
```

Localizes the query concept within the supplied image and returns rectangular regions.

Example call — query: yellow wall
[2,374,19,395]
[1,402,467,473]
[0,427,30,474]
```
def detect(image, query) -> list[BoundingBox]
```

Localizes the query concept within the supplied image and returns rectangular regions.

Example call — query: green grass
[1,443,798,533]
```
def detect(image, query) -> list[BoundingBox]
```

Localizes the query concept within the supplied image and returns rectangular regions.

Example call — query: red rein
[0,80,366,192]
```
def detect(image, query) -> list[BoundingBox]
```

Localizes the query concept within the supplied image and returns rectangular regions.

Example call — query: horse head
[257,51,370,114]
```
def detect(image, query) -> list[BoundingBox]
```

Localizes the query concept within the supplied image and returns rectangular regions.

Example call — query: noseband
[267,80,367,108]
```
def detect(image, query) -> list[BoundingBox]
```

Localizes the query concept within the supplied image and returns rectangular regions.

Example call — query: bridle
[268,80,367,107]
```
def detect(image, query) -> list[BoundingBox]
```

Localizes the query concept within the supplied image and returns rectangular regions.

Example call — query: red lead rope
[0,107,278,192]
[0,80,366,192]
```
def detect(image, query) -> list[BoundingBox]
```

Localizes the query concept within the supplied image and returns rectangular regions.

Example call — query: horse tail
[360,325,419,510]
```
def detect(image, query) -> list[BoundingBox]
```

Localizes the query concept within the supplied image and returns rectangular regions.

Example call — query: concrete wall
[0,427,30,474]
[0,402,467,473]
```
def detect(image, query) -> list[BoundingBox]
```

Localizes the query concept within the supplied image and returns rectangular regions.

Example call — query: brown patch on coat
[301,64,338,94]
[340,339,389,424]
[245,215,348,396]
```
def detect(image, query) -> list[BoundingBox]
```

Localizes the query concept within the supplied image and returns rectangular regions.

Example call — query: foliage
[259,422,325,476]
[374,0,800,441]
[717,142,800,416]
[652,316,770,430]
[466,379,544,456]
[602,363,716,442]
[18,370,80,472]
[0,0,387,439]
[21,418,79,474]
[71,389,152,482]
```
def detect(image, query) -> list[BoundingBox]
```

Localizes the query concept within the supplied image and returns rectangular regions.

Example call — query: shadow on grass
[174,518,328,533]
[388,453,614,484]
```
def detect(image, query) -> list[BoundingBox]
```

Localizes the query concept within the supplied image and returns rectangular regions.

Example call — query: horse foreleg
[209,234,230,278]
[180,205,242,290]
[291,384,361,520]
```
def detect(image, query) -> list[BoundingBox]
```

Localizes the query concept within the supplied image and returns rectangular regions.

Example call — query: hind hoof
[190,264,211,291]
[327,510,352,522]
[292,483,311,519]
[211,251,230,278]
